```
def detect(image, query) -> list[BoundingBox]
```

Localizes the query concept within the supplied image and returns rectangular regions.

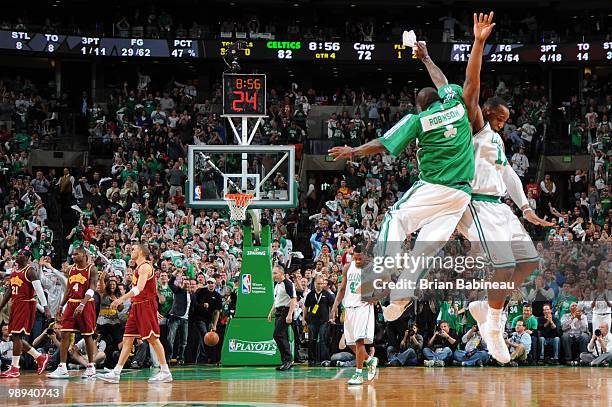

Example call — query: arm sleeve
[378,114,420,157]
[284,280,297,298]
[32,280,47,307]
[503,165,530,209]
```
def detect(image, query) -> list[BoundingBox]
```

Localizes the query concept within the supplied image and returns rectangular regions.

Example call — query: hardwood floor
[1,366,609,406]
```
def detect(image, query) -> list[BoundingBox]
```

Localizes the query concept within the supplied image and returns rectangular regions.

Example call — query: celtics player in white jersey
[415,37,552,364]
[330,245,378,386]
[329,13,496,320]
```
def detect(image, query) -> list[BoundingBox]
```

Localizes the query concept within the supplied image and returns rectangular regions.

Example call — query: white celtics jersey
[343,261,365,308]
[471,122,508,197]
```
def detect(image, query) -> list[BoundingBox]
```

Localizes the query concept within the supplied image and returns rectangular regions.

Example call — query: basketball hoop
[224,193,254,221]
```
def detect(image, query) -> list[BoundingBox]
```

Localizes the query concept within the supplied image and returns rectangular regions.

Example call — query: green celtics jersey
[378,84,474,193]
[507,301,523,323]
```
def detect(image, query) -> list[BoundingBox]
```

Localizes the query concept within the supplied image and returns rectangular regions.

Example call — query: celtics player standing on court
[330,245,377,385]
[413,18,552,364]
[329,13,497,321]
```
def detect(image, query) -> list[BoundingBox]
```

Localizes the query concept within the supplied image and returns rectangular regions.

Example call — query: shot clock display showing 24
[222,74,266,117]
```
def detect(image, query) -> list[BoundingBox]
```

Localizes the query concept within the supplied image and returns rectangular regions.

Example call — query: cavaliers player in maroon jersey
[0,251,52,378]
[48,246,99,379]
[98,243,172,383]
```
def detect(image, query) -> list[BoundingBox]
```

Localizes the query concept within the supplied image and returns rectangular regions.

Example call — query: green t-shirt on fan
[378,84,474,194]
[511,314,538,330]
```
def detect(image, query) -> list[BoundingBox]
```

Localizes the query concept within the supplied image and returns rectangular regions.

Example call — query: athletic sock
[160,364,170,374]
[27,348,41,359]
[113,364,123,375]
[355,368,362,374]
[58,362,67,370]
[488,307,502,326]
[12,356,20,368]
[87,363,95,370]
[364,356,372,364]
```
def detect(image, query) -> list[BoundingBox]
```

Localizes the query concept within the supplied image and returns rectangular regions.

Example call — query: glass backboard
[186,145,296,209]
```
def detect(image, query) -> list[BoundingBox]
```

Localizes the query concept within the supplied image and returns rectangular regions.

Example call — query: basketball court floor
[2,366,609,406]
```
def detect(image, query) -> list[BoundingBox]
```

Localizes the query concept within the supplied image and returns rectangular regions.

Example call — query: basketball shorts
[9,299,36,335]
[457,200,539,268]
[124,299,160,340]
[369,180,471,301]
[344,304,374,346]
[61,299,96,335]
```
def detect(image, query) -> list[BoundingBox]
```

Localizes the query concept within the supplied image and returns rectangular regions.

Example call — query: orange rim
[224,193,254,207]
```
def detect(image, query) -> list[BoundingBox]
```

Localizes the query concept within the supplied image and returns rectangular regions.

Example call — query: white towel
[402,30,417,48]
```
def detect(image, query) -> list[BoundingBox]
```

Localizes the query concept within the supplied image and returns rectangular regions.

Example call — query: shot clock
[222,73,266,117]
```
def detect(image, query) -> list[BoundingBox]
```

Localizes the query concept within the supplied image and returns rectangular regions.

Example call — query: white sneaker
[148,371,173,383]
[47,366,69,379]
[383,301,411,322]
[97,371,120,384]
[82,366,96,380]
[481,320,511,364]
[469,301,489,332]
[347,373,363,385]
[423,360,435,367]
[365,357,378,381]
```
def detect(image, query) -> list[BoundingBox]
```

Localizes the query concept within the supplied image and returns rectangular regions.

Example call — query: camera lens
[594,329,602,336]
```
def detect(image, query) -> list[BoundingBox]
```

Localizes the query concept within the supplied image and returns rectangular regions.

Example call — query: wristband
[131,286,140,296]
[85,289,94,298]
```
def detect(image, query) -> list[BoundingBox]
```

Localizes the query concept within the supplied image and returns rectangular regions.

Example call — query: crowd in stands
[2,7,610,43]
[0,63,610,373]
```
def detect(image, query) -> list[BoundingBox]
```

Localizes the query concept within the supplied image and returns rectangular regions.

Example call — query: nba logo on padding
[194,185,203,200]
[242,274,252,294]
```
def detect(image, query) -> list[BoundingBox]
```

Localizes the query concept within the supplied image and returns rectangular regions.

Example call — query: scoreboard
[1,30,611,64]
[449,42,612,64]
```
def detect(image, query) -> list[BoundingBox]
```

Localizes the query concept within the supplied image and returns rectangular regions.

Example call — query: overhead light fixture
[293,3,299,6]
[416,5,422,8]
[350,4,356,7]
[377,67,382,71]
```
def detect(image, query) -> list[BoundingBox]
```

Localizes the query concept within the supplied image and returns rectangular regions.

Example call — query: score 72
[354,43,374,60]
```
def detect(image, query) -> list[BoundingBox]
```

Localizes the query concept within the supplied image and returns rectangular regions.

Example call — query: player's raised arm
[328,139,387,161]
[415,42,448,89]
[329,112,419,161]
[462,12,495,128]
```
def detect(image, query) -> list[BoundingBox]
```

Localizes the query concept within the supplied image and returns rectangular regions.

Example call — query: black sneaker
[321,361,331,367]
[537,359,546,366]
[550,359,559,365]
[509,361,519,367]
[476,360,484,367]
[308,361,315,367]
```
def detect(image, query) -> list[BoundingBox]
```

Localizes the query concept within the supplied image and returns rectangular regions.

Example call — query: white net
[224,193,254,221]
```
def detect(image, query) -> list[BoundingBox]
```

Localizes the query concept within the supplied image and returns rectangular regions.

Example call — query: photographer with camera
[454,325,490,367]
[386,322,423,367]
[579,322,612,366]
[423,320,458,367]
